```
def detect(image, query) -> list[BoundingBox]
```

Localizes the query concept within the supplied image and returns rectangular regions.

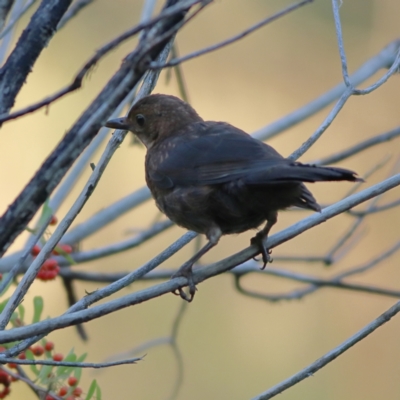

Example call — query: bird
[105,94,362,301]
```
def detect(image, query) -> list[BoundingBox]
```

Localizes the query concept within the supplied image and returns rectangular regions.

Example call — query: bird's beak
[105,117,130,130]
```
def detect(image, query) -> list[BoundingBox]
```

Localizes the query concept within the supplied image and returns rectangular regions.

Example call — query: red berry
[44,341,54,352]
[52,353,63,362]
[58,386,68,396]
[6,363,16,369]
[42,259,58,270]
[0,370,10,384]
[17,352,26,360]
[45,395,56,400]
[32,345,44,356]
[67,376,78,386]
[37,260,60,281]
[49,215,58,225]
[0,385,10,398]
[72,387,82,397]
[31,245,41,256]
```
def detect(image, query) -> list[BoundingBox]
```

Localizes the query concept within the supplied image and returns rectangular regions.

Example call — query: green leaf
[39,200,54,227]
[0,276,13,296]
[56,350,76,376]
[18,304,25,322]
[85,379,98,400]
[0,299,9,313]
[96,383,102,400]
[32,296,44,323]
[26,349,39,376]
[37,364,53,383]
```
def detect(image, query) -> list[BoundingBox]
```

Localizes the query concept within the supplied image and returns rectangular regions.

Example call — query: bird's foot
[171,262,197,302]
[251,232,273,269]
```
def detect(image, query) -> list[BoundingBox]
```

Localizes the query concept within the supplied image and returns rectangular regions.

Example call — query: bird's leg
[250,212,277,269]
[171,227,221,302]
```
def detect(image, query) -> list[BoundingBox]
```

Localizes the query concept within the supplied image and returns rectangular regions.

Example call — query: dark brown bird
[106,94,361,301]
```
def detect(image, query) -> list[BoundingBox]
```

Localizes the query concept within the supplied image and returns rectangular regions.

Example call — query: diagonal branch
[0,0,72,115]
[0,0,206,124]
[0,0,202,259]
[0,173,399,347]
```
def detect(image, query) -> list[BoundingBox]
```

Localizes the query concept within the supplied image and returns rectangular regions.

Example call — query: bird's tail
[287,164,363,183]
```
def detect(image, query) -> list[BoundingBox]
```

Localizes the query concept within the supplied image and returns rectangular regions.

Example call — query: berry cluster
[1,341,84,399]
[31,237,73,282]
[45,374,83,400]
[30,215,74,281]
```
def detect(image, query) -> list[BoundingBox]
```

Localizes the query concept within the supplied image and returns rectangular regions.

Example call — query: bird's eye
[136,114,145,127]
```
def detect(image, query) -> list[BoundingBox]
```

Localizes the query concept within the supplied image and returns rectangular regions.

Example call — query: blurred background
[1,0,400,399]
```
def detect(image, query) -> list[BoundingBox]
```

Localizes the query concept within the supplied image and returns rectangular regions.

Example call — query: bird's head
[105,94,203,149]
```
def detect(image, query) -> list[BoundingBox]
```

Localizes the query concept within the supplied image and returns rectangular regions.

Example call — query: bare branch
[0,0,204,330]
[0,0,36,40]
[0,0,200,258]
[0,0,206,124]
[0,355,142,368]
[1,173,399,346]
[252,39,400,142]
[0,0,13,31]
[0,0,71,115]
[251,300,400,399]
[150,0,313,69]
[313,126,400,166]
[332,0,352,87]
[57,0,94,30]
[348,198,400,216]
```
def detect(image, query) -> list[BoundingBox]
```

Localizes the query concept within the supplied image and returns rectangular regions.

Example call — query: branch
[313,125,400,165]
[0,0,72,115]
[0,0,200,258]
[252,39,400,142]
[0,174,399,346]
[0,356,142,368]
[150,0,313,69]
[57,0,94,30]
[0,0,36,40]
[0,0,205,330]
[0,0,206,124]
[251,300,400,399]
[0,0,14,31]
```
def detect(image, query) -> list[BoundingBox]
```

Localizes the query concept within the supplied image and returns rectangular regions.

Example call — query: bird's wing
[149,121,360,189]
[148,121,293,189]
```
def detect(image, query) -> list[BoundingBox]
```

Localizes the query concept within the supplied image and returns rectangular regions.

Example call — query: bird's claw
[251,233,273,269]
[171,264,197,302]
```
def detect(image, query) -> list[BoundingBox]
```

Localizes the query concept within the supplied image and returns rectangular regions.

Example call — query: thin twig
[332,0,352,87]
[57,0,94,29]
[150,0,313,70]
[0,0,205,124]
[0,0,35,39]
[0,0,13,31]
[251,300,400,399]
[0,356,142,368]
[313,125,400,165]
[252,39,400,142]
